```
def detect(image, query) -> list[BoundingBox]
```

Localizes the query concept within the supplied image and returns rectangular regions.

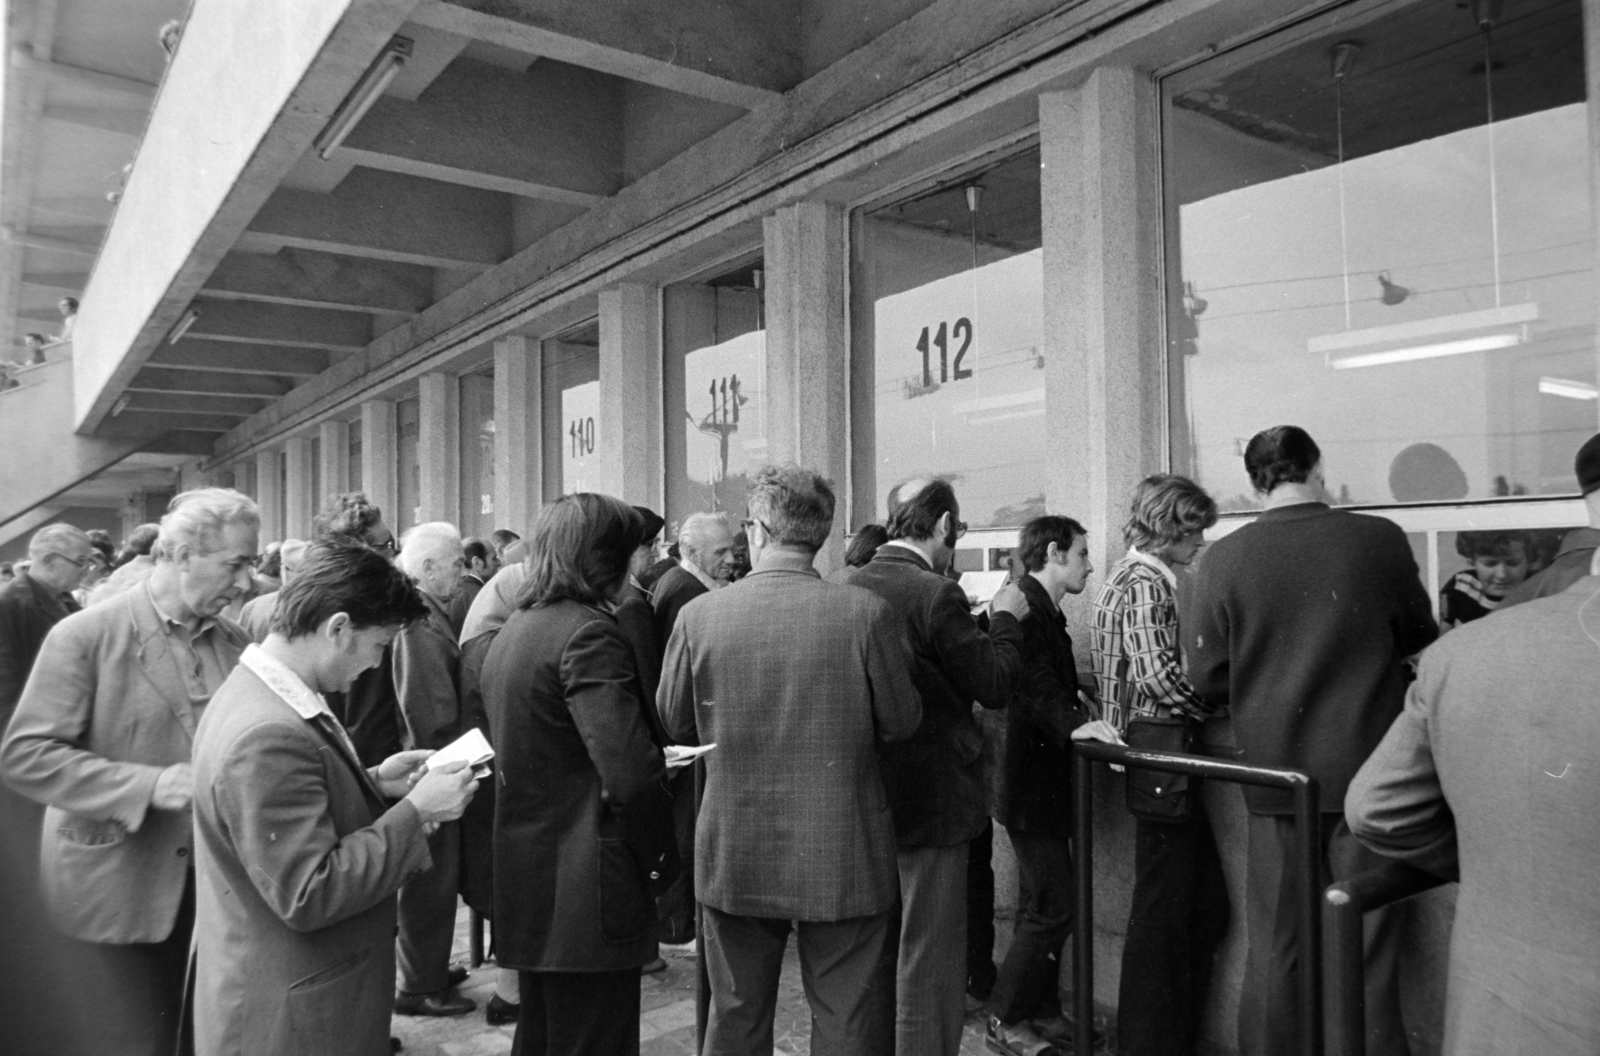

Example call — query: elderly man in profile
[661,465,921,1055]
[1,488,259,1056]
[651,509,739,946]
[391,522,476,1017]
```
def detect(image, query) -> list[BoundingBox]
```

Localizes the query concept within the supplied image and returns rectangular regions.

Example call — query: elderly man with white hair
[1,487,259,1056]
[390,521,477,1017]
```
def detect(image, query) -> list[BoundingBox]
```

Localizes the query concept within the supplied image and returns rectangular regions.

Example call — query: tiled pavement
[392,904,1109,1056]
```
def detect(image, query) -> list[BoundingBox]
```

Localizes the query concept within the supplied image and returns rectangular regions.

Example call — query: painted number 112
[917,318,973,387]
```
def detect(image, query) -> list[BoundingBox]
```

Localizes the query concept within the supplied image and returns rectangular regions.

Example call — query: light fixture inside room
[314,36,412,160]
[1538,376,1599,400]
[1329,332,1521,370]
[168,307,200,344]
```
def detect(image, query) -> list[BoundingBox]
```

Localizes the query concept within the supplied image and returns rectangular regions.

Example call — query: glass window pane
[397,396,420,529]
[851,147,1047,528]
[541,322,600,500]
[459,371,496,538]
[1165,0,1593,510]
[664,259,766,531]
[348,419,363,495]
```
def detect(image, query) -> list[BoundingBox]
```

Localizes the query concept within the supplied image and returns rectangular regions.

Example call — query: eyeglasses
[955,520,969,539]
[371,538,399,555]
[48,552,89,569]
[740,518,769,534]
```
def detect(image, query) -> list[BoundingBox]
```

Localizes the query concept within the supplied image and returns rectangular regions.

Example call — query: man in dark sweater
[1186,426,1436,1056]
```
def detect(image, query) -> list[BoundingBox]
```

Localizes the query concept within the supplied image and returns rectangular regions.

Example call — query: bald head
[885,477,958,543]
[398,522,465,601]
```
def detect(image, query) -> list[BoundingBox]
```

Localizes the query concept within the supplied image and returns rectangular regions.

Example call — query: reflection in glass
[1165,0,1594,510]
[459,371,495,538]
[664,260,766,531]
[397,396,420,528]
[541,322,600,501]
[852,148,1047,528]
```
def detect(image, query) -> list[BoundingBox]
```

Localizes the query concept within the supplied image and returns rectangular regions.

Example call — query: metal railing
[1323,861,1448,1056]
[1073,741,1324,1056]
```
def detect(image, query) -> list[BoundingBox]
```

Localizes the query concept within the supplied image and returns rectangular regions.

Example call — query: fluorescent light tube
[168,307,199,344]
[1539,376,1599,400]
[315,37,412,160]
[1328,332,1521,370]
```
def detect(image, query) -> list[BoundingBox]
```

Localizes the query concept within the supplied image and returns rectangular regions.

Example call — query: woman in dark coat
[481,494,676,1056]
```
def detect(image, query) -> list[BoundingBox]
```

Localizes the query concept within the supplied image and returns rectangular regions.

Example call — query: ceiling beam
[1,226,97,257]
[128,367,296,399]
[107,409,248,434]
[42,105,144,138]
[200,249,432,316]
[31,197,114,225]
[10,49,158,104]
[22,271,88,292]
[245,169,511,271]
[121,392,267,418]
[146,340,330,378]
[332,58,620,206]
[184,300,372,351]
[411,0,791,109]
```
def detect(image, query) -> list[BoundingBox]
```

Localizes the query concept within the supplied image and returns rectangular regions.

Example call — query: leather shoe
[485,993,520,1026]
[394,988,477,1017]
[446,964,469,987]
[642,957,668,974]
[985,1015,1058,1056]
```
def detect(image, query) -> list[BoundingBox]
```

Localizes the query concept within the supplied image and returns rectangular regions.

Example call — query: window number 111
[917,318,973,387]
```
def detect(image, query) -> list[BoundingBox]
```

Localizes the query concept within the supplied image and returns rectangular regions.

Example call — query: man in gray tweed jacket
[660,464,920,1056]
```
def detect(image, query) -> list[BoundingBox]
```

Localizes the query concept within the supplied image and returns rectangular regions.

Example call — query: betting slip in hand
[665,743,716,769]
[425,728,495,778]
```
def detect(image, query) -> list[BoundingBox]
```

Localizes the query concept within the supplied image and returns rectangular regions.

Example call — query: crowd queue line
[1,422,1596,1056]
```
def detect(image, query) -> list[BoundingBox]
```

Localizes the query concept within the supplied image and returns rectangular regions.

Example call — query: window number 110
[917,318,973,387]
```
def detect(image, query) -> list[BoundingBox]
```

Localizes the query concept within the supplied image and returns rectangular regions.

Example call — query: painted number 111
[917,318,973,387]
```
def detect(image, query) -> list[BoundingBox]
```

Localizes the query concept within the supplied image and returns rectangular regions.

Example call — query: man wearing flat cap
[1499,431,1600,608]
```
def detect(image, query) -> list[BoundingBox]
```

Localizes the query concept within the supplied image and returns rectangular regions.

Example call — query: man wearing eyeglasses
[1,489,259,1056]
[844,477,1030,1056]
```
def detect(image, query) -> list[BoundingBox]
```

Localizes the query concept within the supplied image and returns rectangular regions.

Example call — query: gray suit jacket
[1347,577,1600,1055]
[192,660,432,1056]
[0,583,247,943]
[660,554,920,921]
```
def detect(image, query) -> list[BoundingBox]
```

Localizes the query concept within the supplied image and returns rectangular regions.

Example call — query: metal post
[1323,887,1365,1056]
[1292,778,1324,1056]
[1074,753,1096,1056]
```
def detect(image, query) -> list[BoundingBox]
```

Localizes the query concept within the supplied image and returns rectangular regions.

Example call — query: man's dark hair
[845,524,889,568]
[1455,529,1528,562]
[747,465,835,553]
[1243,426,1322,494]
[256,548,283,579]
[125,523,159,557]
[271,541,427,638]
[490,528,521,552]
[1124,474,1218,552]
[516,494,642,610]
[1017,515,1088,573]
[313,492,384,544]
[462,537,493,567]
[885,478,958,542]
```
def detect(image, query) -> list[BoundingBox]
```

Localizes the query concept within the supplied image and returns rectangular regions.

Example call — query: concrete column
[597,283,663,506]
[254,448,283,545]
[361,400,398,526]
[319,419,349,504]
[763,201,848,572]
[1040,68,1165,598]
[494,336,542,536]
[418,372,461,524]
[283,436,315,539]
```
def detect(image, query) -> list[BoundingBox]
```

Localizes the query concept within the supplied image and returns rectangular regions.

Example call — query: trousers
[967,822,997,998]
[702,905,895,1056]
[1238,813,1410,1056]
[988,827,1075,1024]
[511,967,640,1056]
[1118,803,1230,1056]
[397,820,460,994]
[890,842,969,1056]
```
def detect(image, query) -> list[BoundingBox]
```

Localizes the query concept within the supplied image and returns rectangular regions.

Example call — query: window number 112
[917,318,973,387]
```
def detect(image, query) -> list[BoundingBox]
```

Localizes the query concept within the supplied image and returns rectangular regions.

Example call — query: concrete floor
[391,904,1113,1056]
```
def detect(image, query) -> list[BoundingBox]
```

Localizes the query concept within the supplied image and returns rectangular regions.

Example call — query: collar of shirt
[680,557,722,592]
[1126,546,1178,591]
[145,579,216,637]
[879,539,933,570]
[239,643,334,722]
[750,550,820,577]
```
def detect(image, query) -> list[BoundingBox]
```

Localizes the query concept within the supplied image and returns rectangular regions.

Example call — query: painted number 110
[569,417,595,457]
[917,318,973,387]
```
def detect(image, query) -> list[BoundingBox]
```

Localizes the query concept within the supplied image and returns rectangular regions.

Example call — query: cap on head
[1576,432,1600,495]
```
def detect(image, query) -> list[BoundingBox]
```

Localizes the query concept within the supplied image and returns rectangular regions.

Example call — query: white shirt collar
[880,539,933,568]
[680,557,722,592]
[1127,546,1178,591]
[240,643,333,722]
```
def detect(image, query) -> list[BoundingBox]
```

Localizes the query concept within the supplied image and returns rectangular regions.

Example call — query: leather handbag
[1124,715,1192,824]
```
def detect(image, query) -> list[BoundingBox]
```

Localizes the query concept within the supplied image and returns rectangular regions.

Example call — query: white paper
[425,727,495,775]
[665,743,716,768]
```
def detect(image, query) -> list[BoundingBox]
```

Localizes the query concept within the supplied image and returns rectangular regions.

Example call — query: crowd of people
[0,422,1596,1056]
